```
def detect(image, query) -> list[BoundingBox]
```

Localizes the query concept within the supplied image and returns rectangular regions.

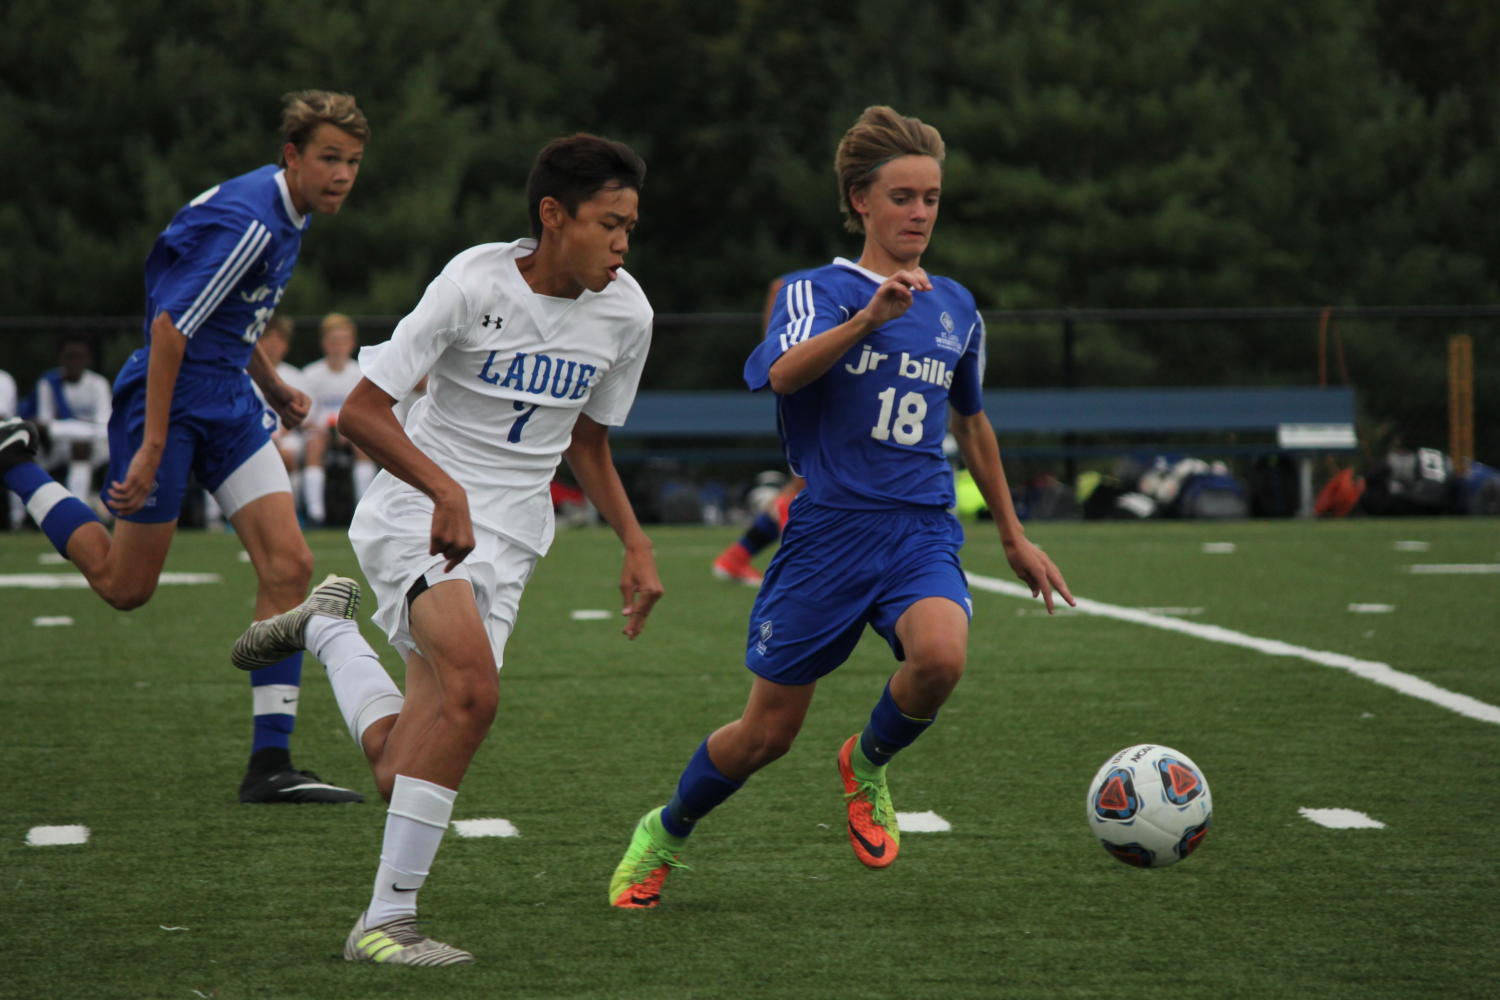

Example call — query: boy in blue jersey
[610,106,1074,907]
[0,90,370,804]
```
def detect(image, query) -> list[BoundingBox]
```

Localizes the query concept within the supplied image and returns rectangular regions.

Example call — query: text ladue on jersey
[477,349,597,400]
[843,345,954,389]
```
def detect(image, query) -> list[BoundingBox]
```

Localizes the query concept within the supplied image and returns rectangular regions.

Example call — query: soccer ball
[1086,743,1211,868]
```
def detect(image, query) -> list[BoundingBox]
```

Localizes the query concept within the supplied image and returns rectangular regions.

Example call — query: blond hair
[319,312,357,337]
[834,106,945,234]
[263,314,294,340]
[279,90,369,166]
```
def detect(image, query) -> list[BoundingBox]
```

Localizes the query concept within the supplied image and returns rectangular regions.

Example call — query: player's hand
[270,384,311,431]
[858,268,932,328]
[106,444,163,516]
[1003,536,1076,615]
[429,488,475,573]
[618,545,664,639]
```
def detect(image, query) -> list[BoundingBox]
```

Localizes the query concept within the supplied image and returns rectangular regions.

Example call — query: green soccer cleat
[343,912,474,966]
[609,809,689,909]
[230,574,360,671]
[838,734,900,868]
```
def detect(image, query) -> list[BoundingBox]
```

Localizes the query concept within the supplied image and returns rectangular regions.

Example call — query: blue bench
[619,386,1358,513]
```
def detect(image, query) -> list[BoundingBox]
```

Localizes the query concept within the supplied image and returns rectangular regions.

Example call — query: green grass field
[4,516,1498,999]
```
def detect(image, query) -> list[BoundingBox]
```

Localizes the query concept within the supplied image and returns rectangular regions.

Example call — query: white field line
[965,572,1500,726]
[1298,807,1386,830]
[0,572,221,589]
[452,817,519,838]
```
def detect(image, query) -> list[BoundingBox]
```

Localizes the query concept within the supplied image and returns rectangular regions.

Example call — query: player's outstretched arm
[767,268,932,395]
[248,341,310,431]
[949,409,1075,613]
[340,378,474,571]
[562,414,663,639]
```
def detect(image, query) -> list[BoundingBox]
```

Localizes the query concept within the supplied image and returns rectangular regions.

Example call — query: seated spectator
[301,312,376,524]
[34,337,112,513]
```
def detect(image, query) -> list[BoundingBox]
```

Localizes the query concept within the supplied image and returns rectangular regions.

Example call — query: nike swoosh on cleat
[1,429,28,451]
[848,822,888,859]
[628,893,659,905]
[278,782,345,793]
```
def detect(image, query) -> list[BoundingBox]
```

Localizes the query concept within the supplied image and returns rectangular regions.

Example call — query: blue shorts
[106,353,275,523]
[745,501,972,685]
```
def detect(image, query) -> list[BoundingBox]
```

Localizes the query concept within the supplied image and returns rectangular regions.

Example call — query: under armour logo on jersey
[481,314,504,329]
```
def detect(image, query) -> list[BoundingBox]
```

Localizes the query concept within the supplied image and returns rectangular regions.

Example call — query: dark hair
[526,134,646,238]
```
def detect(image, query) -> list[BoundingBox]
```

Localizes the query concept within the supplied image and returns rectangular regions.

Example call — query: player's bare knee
[905,650,966,697]
[444,678,498,739]
[258,541,314,598]
[103,578,158,611]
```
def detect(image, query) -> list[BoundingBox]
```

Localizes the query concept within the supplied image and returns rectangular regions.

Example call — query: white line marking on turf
[1201,542,1236,554]
[32,616,74,626]
[452,818,520,838]
[159,925,190,932]
[569,609,611,621]
[0,572,221,589]
[26,824,90,846]
[37,552,66,564]
[896,810,952,833]
[1392,540,1430,552]
[966,572,1500,725]
[1298,808,1386,830]
[1347,603,1395,614]
[1137,607,1204,616]
[1403,564,1500,575]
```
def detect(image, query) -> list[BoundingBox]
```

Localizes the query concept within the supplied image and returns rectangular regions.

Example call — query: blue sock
[740,511,780,555]
[249,653,303,757]
[858,680,935,768]
[661,739,744,838]
[5,462,99,557]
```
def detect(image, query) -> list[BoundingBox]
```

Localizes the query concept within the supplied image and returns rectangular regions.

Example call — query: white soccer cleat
[230,574,360,671]
[343,912,474,966]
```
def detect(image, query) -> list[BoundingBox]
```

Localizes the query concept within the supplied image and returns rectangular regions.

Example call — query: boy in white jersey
[300,312,375,523]
[33,338,113,511]
[231,133,662,965]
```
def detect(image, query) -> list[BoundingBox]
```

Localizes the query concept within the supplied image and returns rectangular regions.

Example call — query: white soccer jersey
[0,370,17,417]
[358,238,652,555]
[36,370,113,429]
[251,360,310,406]
[301,356,363,431]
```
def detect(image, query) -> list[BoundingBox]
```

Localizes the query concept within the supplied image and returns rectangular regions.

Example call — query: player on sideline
[609,106,1074,908]
[231,133,662,965]
[0,91,369,804]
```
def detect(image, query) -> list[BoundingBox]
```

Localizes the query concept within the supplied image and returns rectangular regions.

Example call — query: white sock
[66,461,92,503]
[366,775,456,925]
[304,465,326,523]
[305,616,403,744]
[353,460,376,500]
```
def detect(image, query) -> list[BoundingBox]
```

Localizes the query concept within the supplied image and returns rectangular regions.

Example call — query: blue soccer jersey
[104,165,309,522]
[139,164,309,369]
[744,258,986,510]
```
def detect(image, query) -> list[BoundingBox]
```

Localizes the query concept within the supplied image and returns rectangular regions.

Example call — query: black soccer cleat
[239,766,365,804]
[0,417,40,476]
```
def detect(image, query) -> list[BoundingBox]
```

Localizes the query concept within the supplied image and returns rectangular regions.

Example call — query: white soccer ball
[1086,743,1212,868]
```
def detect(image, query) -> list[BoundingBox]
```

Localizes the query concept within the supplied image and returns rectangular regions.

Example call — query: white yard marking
[1347,604,1395,614]
[26,825,90,846]
[1201,542,1236,554]
[1137,607,1205,616]
[37,552,66,565]
[1392,540,1430,552]
[0,572,221,589]
[896,810,952,833]
[966,572,1500,725]
[1298,808,1386,830]
[569,609,611,621]
[1403,564,1500,575]
[452,818,520,838]
[32,616,74,627]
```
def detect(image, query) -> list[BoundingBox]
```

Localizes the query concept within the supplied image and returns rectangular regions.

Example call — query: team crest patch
[755,619,773,656]
[935,312,964,353]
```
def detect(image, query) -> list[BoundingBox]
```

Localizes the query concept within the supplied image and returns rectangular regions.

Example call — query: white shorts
[348,476,538,668]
